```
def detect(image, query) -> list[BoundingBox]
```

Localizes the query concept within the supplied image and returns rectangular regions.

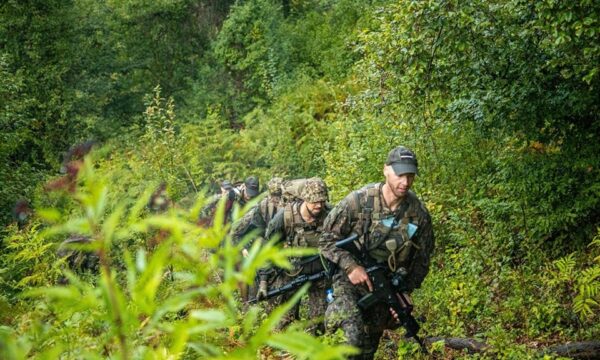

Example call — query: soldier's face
[384,165,415,198]
[306,201,325,217]
[242,191,251,201]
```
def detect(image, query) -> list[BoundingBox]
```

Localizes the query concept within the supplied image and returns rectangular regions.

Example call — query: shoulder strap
[283,203,294,236]
[360,190,375,251]
[367,185,382,217]
[259,199,268,219]
[343,190,361,224]
[267,200,276,222]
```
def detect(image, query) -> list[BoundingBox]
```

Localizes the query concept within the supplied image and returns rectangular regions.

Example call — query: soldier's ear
[383,164,392,177]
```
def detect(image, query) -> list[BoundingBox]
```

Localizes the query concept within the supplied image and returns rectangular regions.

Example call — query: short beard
[392,187,407,199]
[306,206,321,218]
[385,180,407,200]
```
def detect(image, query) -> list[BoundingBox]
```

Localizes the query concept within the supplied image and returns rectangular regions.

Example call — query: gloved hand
[257,280,268,300]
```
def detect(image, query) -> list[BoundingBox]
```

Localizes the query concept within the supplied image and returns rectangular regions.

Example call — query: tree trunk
[424,337,600,359]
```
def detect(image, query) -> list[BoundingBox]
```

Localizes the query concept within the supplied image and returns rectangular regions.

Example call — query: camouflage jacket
[319,183,434,291]
[266,202,331,248]
[56,235,99,274]
[199,189,244,226]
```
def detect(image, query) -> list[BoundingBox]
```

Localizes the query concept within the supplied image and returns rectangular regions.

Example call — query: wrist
[344,261,360,275]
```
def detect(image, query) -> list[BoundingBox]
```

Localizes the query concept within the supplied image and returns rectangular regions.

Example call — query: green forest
[1,0,599,358]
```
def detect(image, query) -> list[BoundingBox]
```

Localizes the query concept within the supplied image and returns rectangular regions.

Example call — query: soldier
[319,146,435,359]
[233,177,284,256]
[261,177,331,334]
[231,177,284,302]
[220,180,234,195]
[199,176,260,226]
[239,175,260,203]
[56,235,99,284]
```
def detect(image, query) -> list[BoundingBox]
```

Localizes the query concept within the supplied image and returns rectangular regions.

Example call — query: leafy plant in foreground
[0,155,356,359]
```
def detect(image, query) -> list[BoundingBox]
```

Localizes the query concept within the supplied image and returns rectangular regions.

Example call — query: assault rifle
[247,234,427,352]
[247,236,368,304]
[247,254,332,304]
[336,234,428,353]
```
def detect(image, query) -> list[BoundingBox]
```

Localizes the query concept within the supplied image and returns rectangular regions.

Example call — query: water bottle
[325,288,334,303]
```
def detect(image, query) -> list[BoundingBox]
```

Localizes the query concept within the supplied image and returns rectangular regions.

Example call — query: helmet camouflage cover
[267,177,283,196]
[301,178,328,203]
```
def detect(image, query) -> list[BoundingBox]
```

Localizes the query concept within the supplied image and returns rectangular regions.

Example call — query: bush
[0,155,356,359]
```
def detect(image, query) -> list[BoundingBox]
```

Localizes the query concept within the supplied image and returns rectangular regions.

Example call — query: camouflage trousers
[265,271,329,335]
[324,276,399,360]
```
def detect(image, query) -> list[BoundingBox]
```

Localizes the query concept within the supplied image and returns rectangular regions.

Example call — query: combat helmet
[300,178,328,203]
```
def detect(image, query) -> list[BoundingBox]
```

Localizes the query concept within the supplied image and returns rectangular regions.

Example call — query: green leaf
[37,208,62,223]
[190,309,228,323]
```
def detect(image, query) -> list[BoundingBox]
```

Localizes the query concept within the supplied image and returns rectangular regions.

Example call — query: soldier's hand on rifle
[347,265,374,292]
[389,292,413,323]
[257,279,268,300]
[390,307,400,323]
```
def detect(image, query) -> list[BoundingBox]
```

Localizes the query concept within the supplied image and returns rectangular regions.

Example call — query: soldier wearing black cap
[319,146,435,360]
[199,176,261,227]
[241,176,260,202]
[232,177,284,252]
[220,180,234,194]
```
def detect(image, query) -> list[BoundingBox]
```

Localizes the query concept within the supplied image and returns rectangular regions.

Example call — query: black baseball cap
[385,146,418,175]
[244,176,260,198]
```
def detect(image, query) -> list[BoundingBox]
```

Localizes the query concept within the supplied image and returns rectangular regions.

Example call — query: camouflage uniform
[56,235,99,284]
[199,176,260,226]
[199,188,239,226]
[232,177,283,246]
[264,178,331,334]
[232,178,283,302]
[319,147,434,359]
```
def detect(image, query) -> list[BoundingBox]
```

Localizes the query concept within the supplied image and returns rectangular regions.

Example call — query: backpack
[280,178,312,204]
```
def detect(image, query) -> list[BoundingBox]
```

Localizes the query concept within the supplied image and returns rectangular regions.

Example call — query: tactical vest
[349,184,423,272]
[283,202,327,248]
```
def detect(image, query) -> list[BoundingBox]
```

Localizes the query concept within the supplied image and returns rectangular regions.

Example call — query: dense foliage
[1,0,599,358]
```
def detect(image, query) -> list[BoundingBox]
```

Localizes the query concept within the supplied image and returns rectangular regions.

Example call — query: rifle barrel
[248,270,328,304]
